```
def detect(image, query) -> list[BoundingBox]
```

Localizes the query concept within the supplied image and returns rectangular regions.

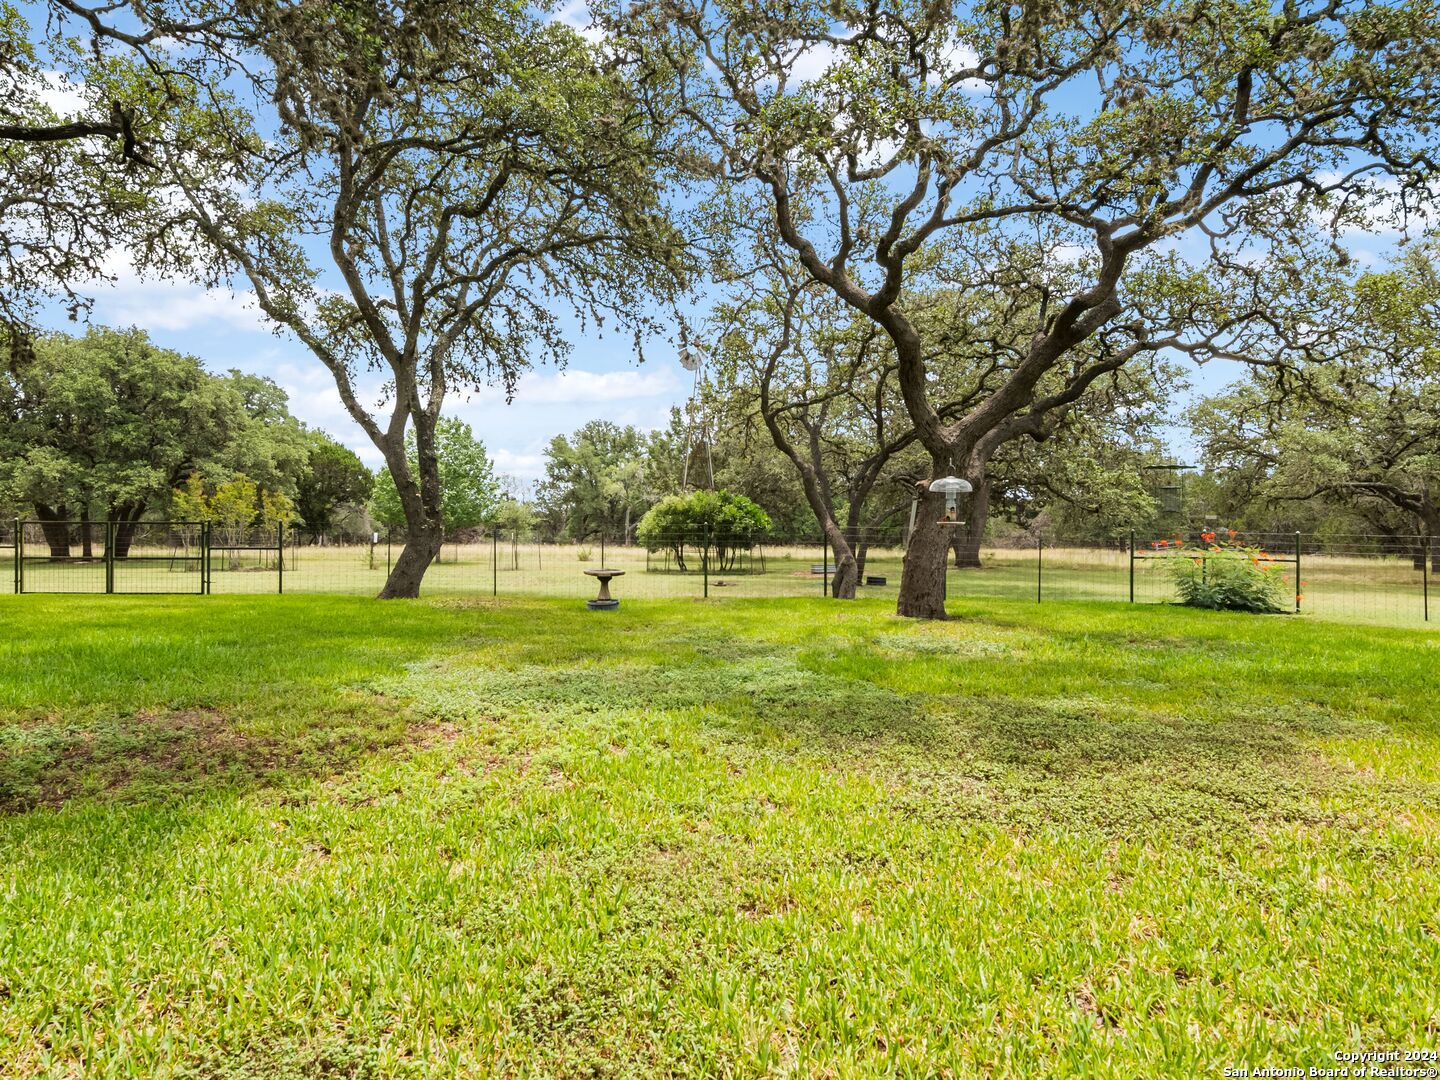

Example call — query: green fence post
[202,521,210,595]
[1129,529,1135,603]
[12,518,19,594]
[278,522,285,595]
[105,520,115,594]
[492,529,498,597]
[703,524,710,599]
[1423,536,1430,623]
[822,533,828,598]
[1294,531,1301,613]
[1036,534,1042,603]
[15,520,22,594]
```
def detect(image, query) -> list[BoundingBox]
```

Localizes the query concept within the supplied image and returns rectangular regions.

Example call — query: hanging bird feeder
[929,475,973,526]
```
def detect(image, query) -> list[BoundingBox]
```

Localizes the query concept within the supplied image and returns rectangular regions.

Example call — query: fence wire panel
[207,526,285,594]
[12,520,206,594]
[16,520,109,593]
[109,522,206,594]
[1289,534,1432,628]
[0,522,15,595]
[273,530,847,601]
[1039,538,1132,604]
[5,518,1433,629]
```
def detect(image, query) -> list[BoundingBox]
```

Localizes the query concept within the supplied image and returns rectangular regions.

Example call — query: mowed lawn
[0,595,1437,1077]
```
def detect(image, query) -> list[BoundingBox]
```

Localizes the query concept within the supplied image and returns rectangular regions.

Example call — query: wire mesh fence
[12,519,209,595]
[266,530,843,601]
[5,518,1432,629]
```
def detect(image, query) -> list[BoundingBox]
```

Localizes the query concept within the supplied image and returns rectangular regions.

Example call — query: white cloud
[282,366,685,474]
[929,42,988,95]
[1309,171,1434,240]
[1049,243,1091,265]
[451,366,682,406]
[37,70,87,117]
[490,448,548,483]
[90,252,269,334]
[789,41,840,84]
[550,0,606,44]
[524,366,680,402]
[69,252,690,479]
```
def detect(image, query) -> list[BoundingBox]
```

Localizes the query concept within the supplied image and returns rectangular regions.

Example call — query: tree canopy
[0,326,305,553]
[608,0,1440,616]
[0,0,240,335]
[142,0,689,596]
[293,431,374,537]
[537,421,653,542]
[1191,241,1440,562]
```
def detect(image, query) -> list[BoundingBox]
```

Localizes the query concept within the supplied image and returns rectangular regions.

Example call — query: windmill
[678,338,714,490]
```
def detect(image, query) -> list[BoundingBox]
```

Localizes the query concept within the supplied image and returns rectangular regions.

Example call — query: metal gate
[13,520,208,594]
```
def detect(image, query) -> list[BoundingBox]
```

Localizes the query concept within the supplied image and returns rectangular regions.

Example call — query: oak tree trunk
[34,503,70,559]
[379,522,444,598]
[897,500,951,619]
[108,501,147,558]
[827,532,859,599]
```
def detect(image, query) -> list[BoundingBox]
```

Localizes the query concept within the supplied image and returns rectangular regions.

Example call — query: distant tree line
[0,327,372,555]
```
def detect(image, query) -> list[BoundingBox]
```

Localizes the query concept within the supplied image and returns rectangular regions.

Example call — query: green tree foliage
[370,418,498,536]
[0,2,240,334]
[0,327,265,555]
[537,421,651,541]
[216,372,309,496]
[1191,242,1440,566]
[636,489,770,572]
[173,474,297,568]
[0,326,313,556]
[645,404,820,539]
[610,0,1440,618]
[992,360,1176,542]
[294,431,374,537]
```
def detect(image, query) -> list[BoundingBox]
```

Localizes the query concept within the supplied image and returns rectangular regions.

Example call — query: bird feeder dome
[929,476,973,496]
[929,475,973,526]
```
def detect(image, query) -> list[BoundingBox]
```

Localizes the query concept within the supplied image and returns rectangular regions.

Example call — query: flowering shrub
[1168,535,1290,614]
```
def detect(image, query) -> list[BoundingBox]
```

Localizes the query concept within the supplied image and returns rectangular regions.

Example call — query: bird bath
[584,568,625,610]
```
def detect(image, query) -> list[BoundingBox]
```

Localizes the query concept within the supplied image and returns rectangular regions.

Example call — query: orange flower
[1201,531,1216,543]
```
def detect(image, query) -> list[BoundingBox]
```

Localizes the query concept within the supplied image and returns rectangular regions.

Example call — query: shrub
[1169,534,1289,613]
[636,489,771,571]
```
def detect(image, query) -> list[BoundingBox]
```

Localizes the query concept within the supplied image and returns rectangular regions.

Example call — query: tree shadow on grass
[385,650,1415,842]
[0,692,431,814]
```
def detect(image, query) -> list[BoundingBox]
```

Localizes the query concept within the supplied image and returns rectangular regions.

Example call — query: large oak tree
[611,0,1440,617]
[152,0,688,596]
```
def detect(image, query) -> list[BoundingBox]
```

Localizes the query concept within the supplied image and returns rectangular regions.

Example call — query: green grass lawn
[0,594,1437,1077]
